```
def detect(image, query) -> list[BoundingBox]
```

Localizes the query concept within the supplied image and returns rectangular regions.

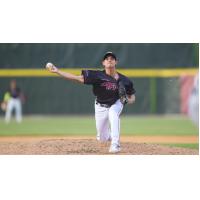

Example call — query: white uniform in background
[5,97,22,123]
[188,73,199,126]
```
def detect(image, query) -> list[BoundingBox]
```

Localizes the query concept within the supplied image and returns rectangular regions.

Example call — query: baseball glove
[118,80,128,105]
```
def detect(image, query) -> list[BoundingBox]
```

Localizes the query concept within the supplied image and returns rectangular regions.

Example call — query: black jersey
[9,87,21,98]
[82,70,136,106]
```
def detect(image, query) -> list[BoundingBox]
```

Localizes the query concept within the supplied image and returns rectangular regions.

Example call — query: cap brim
[103,53,117,60]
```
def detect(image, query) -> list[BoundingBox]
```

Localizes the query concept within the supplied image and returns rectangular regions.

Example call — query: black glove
[118,80,128,105]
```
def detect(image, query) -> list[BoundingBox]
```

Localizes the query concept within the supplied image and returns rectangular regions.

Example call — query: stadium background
[0,43,198,115]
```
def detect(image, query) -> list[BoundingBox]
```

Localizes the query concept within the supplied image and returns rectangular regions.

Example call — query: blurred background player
[1,79,25,123]
[188,72,199,126]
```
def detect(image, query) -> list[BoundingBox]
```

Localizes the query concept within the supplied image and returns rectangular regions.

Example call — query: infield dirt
[0,136,198,155]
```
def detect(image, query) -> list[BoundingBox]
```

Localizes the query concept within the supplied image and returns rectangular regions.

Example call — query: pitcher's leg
[108,100,123,150]
[95,103,110,142]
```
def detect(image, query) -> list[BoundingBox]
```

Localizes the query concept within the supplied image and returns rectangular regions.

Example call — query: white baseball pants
[5,98,22,123]
[95,99,123,146]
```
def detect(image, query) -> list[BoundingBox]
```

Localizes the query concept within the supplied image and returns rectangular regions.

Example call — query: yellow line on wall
[0,68,198,77]
[120,68,198,77]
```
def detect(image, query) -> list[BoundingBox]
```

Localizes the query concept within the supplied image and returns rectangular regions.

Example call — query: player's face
[10,80,17,90]
[102,56,117,69]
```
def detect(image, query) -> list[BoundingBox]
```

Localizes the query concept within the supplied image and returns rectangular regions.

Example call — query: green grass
[163,143,199,150]
[0,116,95,136]
[121,115,199,135]
[0,115,198,136]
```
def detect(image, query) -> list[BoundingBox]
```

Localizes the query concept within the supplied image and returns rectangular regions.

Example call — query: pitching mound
[0,137,198,155]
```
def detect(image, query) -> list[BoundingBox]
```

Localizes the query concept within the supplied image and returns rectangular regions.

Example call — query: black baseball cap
[102,52,117,60]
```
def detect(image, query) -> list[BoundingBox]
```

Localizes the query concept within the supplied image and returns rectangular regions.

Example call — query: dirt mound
[0,138,198,155]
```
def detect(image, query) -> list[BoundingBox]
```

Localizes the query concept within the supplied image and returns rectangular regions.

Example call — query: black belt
[96,102,111,108]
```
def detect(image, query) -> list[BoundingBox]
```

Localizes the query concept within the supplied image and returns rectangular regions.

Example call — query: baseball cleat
[109,144,121,153]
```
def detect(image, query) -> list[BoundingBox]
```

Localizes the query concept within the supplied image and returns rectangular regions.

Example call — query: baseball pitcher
[46,52,136,153]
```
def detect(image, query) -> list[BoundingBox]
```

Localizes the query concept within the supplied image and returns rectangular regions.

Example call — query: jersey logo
[101,82,117,90]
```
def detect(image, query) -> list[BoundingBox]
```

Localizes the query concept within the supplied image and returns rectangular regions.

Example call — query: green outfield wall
[0,43,198,68]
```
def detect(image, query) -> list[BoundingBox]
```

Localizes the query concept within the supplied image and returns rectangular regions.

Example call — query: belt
[96,102,111,108]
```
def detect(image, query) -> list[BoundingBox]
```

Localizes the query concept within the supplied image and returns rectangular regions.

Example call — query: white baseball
[46,62,53,70]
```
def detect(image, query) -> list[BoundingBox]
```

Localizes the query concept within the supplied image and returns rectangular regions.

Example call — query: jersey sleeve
[4,92,11,102]
[81,70,97,85]
[126,81,136,95]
